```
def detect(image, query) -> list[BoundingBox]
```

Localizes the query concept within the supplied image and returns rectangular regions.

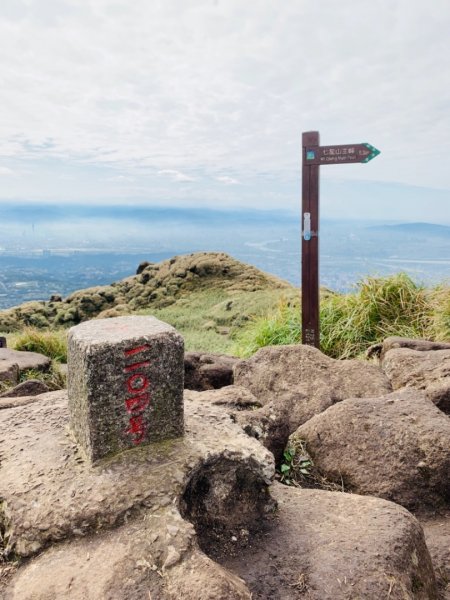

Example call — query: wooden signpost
[301,131,380,348]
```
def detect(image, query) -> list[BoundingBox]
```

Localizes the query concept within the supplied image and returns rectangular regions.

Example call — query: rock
[382,347,450,414]
[0,348,51,373]
[49,294,62,303]
[0,390,274,560]
[419,512,450,599]
[291,389,450,510]
[368,336,450,361]
[0,395,43,410]
[218,483,438,600]
[0,379,50,398]
[184,387,262,411]
[234,344,391,460]
[184,352,240,391]
[0,361,19,386]
[3,507,252,600]
[67,316,185,463]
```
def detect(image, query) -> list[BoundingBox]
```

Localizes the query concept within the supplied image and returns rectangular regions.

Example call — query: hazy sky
[1,1,449,222]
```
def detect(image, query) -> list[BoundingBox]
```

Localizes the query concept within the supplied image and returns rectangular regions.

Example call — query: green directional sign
[361,143,381,163]
[304,143,381,166]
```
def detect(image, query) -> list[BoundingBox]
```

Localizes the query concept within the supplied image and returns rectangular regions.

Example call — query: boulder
[290,389,450,510]
[0,361,19,386]
[0,379,50,398]
[218,483,438,600]
[184,352,240,391]
[368,336,450,361]
[0,391,274,561]
[2,506,252,600]
[233,344,391,460]
[0,348,51,373]
[419,512,450,599]
[382,347,450,414]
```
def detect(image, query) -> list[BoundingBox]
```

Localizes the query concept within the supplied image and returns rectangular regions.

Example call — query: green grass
[10,327,68,362]
[2,274,448,362]
[235,273,450,359]
[139,288,298,353]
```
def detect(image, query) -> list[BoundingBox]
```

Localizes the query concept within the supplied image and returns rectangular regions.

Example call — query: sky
[0,0,450,222]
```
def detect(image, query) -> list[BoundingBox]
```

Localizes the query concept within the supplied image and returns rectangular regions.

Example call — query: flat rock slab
[68,316,184,462]
[0,348,51,372]
[219,484,438,600]
[382,347,450,414]
[291,389,450,510]
[234,344,392,459]
[370,337,450,361]
[0,390,274,559]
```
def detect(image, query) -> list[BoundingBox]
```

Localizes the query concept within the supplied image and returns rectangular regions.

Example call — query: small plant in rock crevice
[279,444,313,486]
[279,440,345,492]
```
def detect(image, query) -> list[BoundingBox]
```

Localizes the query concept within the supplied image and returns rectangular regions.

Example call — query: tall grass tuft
[235,273,450,359]
[12,327,68,362]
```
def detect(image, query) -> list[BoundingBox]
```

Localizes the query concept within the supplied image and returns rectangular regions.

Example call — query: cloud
[0,166,15,176]
[0,0,449,213]
[216,176,239,185]
[158,169,196,182]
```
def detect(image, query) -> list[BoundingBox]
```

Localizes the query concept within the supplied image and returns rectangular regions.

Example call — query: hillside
[0,252,296,353]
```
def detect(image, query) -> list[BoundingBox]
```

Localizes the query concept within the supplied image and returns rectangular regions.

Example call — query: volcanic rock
[290,388,450,510]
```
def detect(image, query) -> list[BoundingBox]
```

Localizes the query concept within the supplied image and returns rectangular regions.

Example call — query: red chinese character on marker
[126,414,147,445]
[125,392,150,415]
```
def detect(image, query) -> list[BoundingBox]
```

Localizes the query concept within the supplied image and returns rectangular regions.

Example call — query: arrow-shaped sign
[304,143,380,166]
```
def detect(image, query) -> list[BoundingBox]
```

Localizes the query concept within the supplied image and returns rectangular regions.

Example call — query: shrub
[235,274,450,359]
[12,327,68,362]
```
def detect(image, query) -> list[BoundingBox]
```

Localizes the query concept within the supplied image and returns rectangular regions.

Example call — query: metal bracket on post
[303,212,311,241]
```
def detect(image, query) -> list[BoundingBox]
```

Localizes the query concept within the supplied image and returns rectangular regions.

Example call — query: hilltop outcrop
[0,252,291,332]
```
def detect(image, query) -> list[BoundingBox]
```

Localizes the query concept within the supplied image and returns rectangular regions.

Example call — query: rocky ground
[0,336,449,599]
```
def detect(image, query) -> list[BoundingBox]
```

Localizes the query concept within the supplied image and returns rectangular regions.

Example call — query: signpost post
[301,132,380,348]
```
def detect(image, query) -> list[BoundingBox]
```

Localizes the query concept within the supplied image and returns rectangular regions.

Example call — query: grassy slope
[1,252,296,355]
[1,253,449,365]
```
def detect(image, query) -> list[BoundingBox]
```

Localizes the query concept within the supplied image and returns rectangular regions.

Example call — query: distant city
[0,204,449,310]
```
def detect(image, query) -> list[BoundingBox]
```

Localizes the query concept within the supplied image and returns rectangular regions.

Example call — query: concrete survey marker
[67,315,184,462]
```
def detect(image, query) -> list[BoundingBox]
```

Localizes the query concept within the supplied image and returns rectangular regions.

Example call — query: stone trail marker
[301,132,380,348]
[68,316,184,463]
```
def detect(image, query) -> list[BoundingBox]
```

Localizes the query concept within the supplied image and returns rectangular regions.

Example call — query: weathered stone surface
[185,386,262,411]
[0,390,274,560]
[0,395,42,410]
[0,378,49,398]
[68,316,185,462]
[0,361,19,386]
[0,348,51,372]
[234,344,391,460]
[291,389,450,510]
[419,512,450,599]
[3,506,252,600]
[219,483,438,600]
[368,336,450,361]
[382,347,450,414]
[184,352,240,391]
